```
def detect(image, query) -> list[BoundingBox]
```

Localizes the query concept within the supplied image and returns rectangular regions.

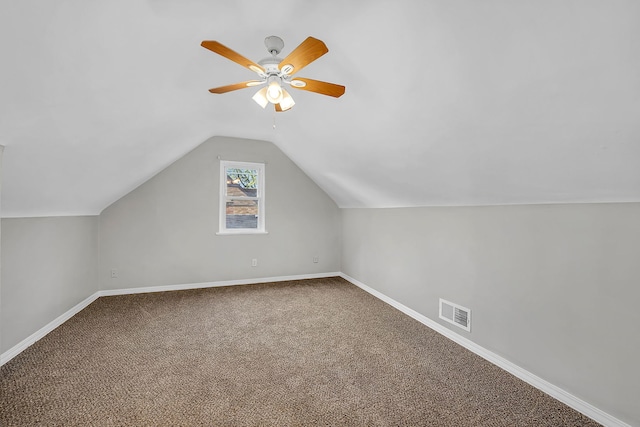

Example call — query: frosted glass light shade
[252,87,268,108]
[279,89,295,111]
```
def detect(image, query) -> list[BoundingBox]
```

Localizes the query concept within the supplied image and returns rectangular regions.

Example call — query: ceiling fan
[201,36,345,112]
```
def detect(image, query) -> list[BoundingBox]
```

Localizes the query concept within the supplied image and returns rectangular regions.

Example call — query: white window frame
[217,160,267,235]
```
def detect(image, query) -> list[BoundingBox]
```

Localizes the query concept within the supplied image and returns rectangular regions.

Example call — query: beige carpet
[1,277,600,426]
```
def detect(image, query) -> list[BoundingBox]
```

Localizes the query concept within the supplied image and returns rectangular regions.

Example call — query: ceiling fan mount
[264,35,284,56]
[201,35,345,112]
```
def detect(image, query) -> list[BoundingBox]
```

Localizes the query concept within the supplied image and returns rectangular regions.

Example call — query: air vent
[439,299,471,332]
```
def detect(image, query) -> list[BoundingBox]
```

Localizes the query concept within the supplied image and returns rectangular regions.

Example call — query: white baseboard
[0,292,101,366]
[340,273,631,427]
[0,272,340,366]
[98,272,341,297]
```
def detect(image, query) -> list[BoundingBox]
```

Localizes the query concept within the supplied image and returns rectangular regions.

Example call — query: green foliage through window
[227,168,258,189]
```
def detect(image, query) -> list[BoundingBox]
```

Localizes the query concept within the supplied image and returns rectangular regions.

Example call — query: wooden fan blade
[201,41,265,74]
[278,37,328,76]
[275,103,283,112]
[290,78,345,98]
[208,80,263,94]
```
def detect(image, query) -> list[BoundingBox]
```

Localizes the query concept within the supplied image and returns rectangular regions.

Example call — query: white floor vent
[439,299,471,332]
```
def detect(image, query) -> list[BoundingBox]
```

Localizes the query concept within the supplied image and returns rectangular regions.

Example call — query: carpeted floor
[1,277,600,426]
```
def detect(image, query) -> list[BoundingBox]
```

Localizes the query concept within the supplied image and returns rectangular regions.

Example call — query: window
[218,160,266,234]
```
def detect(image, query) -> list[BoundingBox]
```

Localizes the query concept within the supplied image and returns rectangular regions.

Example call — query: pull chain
[272,107,276,130]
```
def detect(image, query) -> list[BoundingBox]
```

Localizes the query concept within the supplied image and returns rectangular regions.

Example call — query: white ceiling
[2,0,639,217]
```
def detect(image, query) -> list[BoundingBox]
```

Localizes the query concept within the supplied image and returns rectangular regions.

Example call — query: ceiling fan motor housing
[258,56,282,74]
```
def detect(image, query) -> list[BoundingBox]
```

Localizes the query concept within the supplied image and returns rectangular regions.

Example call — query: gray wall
[0,146,3,352]
[1,216,99,353]
[341,203,640,426]
[99,136,341,290]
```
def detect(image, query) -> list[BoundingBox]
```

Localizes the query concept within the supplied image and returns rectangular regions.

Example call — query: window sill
[216,230,269,236]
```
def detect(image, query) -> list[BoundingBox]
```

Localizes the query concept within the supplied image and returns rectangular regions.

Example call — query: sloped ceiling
[2,0,639,217]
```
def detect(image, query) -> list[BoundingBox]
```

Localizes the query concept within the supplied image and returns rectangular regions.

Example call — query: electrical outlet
[111,269,118,279]
[313,256,319,263]
[251,259,258,267]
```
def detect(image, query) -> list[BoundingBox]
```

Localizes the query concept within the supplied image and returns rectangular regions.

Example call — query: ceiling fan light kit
[201,35,345,112]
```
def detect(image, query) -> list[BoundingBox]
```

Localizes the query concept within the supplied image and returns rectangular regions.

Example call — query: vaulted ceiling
[2,1,639,217]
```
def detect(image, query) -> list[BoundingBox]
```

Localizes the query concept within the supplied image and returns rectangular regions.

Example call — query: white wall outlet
[111,269,118,278]
[251,259,258,267]
[313,256,319,263]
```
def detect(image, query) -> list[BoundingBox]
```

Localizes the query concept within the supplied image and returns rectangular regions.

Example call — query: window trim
[217,160,267,235]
